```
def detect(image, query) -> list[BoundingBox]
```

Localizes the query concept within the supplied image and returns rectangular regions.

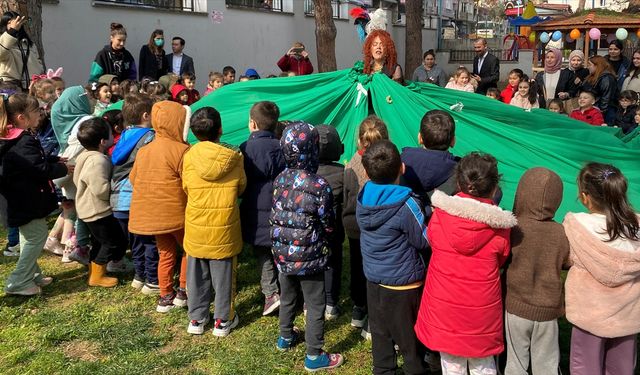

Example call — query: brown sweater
[505,168,570,321]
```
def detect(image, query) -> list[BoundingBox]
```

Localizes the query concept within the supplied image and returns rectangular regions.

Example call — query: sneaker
[351,305,367,328]
[5,285,42,296]
[325,305,340,321]
[131,277,145,290]
[44,237,64,255]
[36,276,53,287]
[156,292,176,313]
[276,327,300,351]
[304,352,344,372]
[106,258,133,273]
[187,315,210,335]
[3,243,20,257]
[212,314,239,337]
[141,283,160,295]
[69,246,89,266]
[361,321,371,341]
[263,293,281,316]
[173,288,188,307]
[61,245,73,263]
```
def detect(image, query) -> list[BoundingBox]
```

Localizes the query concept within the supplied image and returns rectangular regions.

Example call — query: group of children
[1,70,640,374]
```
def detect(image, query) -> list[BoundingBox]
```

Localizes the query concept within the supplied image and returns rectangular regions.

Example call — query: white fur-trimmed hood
[431,190,517,229]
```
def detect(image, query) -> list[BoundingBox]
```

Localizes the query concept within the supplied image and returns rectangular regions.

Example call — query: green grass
[0,231,586,374]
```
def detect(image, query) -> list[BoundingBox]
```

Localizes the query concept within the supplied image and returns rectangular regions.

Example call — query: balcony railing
[94,0,195,11]
[449,49,518,62]
[226,0,283,12]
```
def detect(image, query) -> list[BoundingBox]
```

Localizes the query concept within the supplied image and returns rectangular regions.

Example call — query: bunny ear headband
[46,67,63,79]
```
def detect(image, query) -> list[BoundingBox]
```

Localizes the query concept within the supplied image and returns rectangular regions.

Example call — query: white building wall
[41,0,437,90]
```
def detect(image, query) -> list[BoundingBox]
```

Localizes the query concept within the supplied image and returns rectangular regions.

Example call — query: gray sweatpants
[254,245,279,297]
[504,311,560,375]
[279,272,325,356]
[186,255,237,322]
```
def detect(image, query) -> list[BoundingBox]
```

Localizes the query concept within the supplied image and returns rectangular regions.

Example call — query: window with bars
[303,0,349,19]
[226,0,285,12]
[93,0,203,12]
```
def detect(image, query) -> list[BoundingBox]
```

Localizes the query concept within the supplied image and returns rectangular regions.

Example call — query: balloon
[540,32,550,43]
[529,31,536,43]
[589,28,601,40]
[551,30,562,41]
[570,28,581,39]
[637,29,640,38]
[565,34,574,43]
[616,28,628,40]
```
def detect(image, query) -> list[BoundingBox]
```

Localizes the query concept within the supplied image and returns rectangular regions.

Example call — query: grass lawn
[0,229,617,374]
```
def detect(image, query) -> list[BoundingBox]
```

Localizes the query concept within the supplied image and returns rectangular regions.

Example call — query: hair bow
[31,74,47,84]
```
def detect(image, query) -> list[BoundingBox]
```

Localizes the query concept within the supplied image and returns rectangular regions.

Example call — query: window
[225,0,285,12]
[304,0,349,19]
[93,0,205,12]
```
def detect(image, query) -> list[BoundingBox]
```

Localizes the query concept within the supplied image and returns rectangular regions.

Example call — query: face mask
[154,39,164,47]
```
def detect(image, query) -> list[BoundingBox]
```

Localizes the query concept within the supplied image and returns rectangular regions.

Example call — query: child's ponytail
[578,162,639,241]
[357,115,389,150]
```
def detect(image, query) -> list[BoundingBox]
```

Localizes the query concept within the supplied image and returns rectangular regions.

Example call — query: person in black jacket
[240,101,285,316]
[582,55,618,125]
[0,93,70,296]
[471,38,500,95]
[89,23,137,83]
[138,29,167,81]
[316,125,345,321]
[165,36,195,76]
[534,48,576,109]
[614,90,638,134]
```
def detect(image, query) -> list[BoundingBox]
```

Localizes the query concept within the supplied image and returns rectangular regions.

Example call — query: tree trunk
[576,0,586,12]
[0,0,45,69]
[313,0,337,72]
[405,0,423,77]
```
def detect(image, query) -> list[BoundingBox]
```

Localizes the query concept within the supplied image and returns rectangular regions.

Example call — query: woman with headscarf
[0,11,44,91]
[534,48,575,108]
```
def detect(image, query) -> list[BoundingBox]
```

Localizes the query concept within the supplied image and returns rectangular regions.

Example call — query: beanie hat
[98,74,118,85]
[244,68,260,79]
[316,124,344,162]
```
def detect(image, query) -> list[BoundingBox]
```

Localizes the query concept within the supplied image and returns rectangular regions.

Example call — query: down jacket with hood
[505,168,570,322]
[415,190,517,358]
[182,141,246,259]
[563,212,640,338]
[270,122,334,276]
[128,101,190,235]
[356,182,429,286]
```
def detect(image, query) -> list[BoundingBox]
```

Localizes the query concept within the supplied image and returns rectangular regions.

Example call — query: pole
[584,28,590,57]
[437,0,444,50]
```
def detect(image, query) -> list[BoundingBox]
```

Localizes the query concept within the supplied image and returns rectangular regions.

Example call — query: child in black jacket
[0,94,70,295]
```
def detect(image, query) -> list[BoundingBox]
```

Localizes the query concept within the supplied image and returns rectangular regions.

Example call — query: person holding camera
[411,50,447,87]
[0,11,44,91]
[276,42,313,76]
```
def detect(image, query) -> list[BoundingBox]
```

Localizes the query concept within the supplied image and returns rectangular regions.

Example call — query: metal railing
[449,49,519,62]
[226,0,283,12]
[303,0,344,19]
[94,0,195,11]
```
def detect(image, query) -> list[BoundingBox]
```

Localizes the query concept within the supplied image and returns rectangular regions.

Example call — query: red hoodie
[500,84,516,104]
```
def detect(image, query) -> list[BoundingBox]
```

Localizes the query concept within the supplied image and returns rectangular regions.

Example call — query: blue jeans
[115,212,159,284]
[7,226,19,246]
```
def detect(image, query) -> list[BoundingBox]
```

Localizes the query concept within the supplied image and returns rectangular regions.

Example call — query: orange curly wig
[363,29,397,75]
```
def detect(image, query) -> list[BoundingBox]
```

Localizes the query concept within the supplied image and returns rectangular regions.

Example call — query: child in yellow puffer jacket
[182,106,246,337]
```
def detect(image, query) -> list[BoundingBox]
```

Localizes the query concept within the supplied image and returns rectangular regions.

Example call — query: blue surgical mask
[154,38,164,47]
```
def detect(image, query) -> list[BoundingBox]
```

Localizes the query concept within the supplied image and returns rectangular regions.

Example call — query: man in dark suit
[166,36,195,76]
[471,38,499,95]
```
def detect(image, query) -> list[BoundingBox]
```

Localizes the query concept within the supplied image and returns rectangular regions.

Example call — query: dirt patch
[61,340,104,362]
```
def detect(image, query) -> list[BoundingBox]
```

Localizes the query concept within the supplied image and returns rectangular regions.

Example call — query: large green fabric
[183,62,638,218]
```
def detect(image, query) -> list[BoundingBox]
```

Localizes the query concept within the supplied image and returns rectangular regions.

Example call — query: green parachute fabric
[184,62,638,219]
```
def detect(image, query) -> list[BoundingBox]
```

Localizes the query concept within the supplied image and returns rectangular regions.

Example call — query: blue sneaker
[276,327,300,351]
[304,351,344,372]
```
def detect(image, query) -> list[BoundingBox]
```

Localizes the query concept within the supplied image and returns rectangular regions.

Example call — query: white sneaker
[131,278,145,290]
[212,314,239,337]
[141,283,160,295]
[44,237,64,255]
[187,315,210,335]
[107,258,133,273]
[3,243,20,257]
[61,246,73,263]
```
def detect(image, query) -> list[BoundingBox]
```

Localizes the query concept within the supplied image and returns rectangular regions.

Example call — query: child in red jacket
[569,90,605,126]
[414,152,517,374]
[500,69,523,104]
